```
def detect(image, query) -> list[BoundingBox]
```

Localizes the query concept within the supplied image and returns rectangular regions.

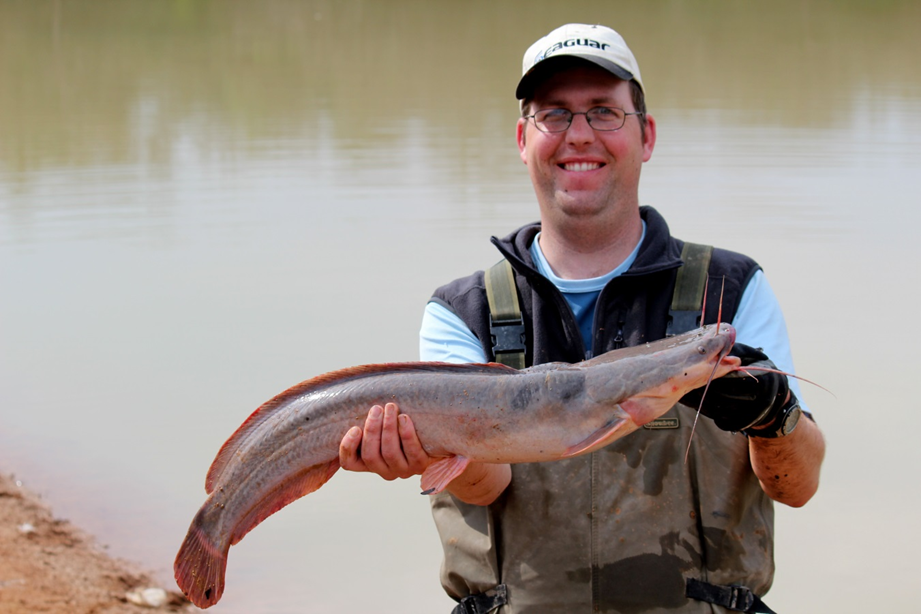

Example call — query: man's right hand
[339,401,512,506]
[339,402,434,480]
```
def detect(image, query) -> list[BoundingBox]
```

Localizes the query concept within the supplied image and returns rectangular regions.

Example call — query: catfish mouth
[691,324,739,378]
[720,323,736,349]
[683,323,740,462]
[715,324,738,371]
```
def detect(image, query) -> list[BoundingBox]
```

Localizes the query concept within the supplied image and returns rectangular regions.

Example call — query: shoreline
[0,471,189,614]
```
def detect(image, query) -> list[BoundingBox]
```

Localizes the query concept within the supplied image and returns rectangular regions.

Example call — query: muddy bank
[0,471,189,614]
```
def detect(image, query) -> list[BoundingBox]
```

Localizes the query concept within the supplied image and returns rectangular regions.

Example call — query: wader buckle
[489,315,526,358]
[451,584,508,614]
[726,585,755,611]
[485,259,526,369]
[686,578,776,613]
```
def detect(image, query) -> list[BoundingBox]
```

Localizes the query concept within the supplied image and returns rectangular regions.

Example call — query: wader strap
[686,578,777,614]
[667,242,714,337]
[450,584,508,614]
[484,260,526,369]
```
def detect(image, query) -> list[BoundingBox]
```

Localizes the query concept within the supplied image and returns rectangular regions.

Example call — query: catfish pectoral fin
[420,455,471,495]
[562,417,632,457]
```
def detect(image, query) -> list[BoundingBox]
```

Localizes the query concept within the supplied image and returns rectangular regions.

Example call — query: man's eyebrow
[536,96,618,108]
[588,96,617,105]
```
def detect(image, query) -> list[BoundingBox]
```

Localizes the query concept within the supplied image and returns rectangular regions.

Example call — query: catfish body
[175,323,738,608]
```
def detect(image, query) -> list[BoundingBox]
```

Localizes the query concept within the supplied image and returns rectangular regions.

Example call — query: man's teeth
[563,162,601,172]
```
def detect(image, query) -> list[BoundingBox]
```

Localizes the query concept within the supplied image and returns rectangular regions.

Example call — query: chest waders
[460,243,777,614]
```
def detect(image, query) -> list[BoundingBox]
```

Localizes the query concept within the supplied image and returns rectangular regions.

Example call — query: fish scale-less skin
[175,323,738,609]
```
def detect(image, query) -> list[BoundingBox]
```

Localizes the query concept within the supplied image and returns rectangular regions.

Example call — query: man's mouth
[561,162,603,172]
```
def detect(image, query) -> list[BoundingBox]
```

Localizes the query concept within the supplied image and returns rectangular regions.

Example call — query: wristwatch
[745,395,802,439]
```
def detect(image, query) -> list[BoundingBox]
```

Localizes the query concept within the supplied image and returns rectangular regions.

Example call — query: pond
[1,1,919,612]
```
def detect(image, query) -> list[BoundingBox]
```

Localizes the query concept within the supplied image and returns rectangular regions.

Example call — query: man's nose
[566,112,595,143]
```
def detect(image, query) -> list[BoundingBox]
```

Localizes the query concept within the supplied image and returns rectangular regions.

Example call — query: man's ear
[642,113,657,162]
[516,118,528,164]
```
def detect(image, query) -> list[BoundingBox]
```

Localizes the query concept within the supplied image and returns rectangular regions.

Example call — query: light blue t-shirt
[419,226,807,406]
[528,225,646,354]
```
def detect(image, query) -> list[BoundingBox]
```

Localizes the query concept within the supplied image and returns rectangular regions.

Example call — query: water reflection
[1,2,920,613]
[4,0,920,177]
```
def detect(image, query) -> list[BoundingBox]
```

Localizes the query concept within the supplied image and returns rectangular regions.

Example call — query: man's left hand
[680,343,789,432]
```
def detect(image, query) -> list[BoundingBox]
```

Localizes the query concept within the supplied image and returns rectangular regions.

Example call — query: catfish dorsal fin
[204,361,518,493]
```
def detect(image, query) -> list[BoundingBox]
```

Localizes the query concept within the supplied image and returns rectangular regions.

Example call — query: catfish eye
[697,345,707,355]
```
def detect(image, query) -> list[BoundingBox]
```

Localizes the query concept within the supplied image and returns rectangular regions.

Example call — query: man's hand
[339,402,512,505]
[680,343,790,433]
[339,402,434,480]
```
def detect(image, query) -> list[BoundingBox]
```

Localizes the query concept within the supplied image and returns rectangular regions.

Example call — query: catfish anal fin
[230,459,339,546]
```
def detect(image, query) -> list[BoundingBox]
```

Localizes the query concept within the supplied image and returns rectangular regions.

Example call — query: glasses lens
[534,109,572,133]
[586,107,626,131]
[532,107,629,132]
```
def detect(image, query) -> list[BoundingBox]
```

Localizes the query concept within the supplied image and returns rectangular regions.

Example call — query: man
[340,23,825,614]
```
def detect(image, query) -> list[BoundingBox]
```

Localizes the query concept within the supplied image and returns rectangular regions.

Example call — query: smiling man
[516,63,654,280]
[340,23,824,614]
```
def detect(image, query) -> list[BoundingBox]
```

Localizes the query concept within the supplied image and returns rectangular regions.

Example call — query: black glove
[679,343,789,433]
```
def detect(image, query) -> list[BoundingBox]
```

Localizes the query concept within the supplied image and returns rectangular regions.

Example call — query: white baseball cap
[516,23,644,100]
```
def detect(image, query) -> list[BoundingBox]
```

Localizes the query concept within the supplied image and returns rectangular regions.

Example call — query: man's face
[516,65,656,225]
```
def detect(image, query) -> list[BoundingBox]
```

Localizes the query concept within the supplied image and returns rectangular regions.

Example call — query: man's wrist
[745,393,802,439]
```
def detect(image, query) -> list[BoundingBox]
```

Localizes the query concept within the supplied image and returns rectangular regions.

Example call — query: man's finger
[359,405,387,473]
[380,403,408,468]
[339,426,366,471]
[398,414,431,473]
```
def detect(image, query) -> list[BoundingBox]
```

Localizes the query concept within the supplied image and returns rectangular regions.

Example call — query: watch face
[782,406,802,436]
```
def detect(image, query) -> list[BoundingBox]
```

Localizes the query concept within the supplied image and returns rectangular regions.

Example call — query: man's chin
[552,190,608,214]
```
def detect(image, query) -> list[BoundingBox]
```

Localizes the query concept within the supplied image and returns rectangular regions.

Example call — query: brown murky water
[2,1,919,612]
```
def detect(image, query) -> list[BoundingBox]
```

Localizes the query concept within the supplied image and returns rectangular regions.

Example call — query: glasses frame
[523,106,645,133]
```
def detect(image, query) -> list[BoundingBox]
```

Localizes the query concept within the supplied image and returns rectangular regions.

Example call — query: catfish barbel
[175,323,740,608]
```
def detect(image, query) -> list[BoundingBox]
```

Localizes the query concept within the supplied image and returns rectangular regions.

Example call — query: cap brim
[515,55,636,100]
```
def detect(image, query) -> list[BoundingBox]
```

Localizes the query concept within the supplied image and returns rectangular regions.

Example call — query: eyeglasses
[523,106,644,133]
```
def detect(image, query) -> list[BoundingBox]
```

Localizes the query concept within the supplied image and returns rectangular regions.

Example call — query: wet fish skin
[174,323,738,608]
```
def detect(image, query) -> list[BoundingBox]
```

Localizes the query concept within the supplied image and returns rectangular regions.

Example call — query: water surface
[2,2,919,612]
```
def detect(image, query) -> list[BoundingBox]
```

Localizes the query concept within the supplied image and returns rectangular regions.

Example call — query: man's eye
[591,107,621,119]
[540,109,569,121]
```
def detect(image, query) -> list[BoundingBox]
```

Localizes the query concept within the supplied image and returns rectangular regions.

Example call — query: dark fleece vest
[429,207,772,614]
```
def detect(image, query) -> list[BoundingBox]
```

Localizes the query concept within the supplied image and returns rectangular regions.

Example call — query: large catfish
[175,323,739,608]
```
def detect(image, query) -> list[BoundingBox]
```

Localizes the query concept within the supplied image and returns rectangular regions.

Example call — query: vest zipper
[612,320,625,350]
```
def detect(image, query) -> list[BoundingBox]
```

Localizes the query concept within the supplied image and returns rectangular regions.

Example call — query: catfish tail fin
[174,510,228,609]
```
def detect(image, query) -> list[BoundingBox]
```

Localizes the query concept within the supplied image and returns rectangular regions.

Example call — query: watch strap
[745,393,801,439]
